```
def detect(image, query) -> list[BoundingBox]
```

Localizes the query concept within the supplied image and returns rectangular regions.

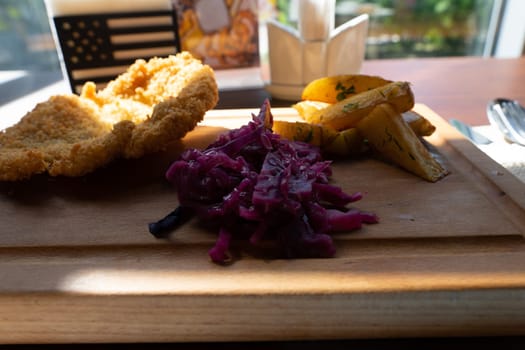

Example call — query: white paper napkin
[474,125,525,183]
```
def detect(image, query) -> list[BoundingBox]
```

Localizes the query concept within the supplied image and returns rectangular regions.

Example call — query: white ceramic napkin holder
[265,0,368,100]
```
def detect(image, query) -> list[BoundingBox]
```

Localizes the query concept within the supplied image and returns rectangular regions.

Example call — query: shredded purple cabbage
[163,100,378,263]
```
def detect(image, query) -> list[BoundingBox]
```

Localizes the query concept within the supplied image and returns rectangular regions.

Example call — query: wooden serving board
[0,104,524,344]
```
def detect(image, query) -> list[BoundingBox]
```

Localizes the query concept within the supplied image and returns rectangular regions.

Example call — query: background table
[3,56,525,128]
[217,56,525,128]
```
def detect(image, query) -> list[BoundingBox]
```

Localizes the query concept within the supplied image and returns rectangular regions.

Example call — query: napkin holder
[265,0,368,100]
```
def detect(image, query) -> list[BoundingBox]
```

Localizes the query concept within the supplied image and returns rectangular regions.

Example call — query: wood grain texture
[0,105,524,344]
[361,57,525,127]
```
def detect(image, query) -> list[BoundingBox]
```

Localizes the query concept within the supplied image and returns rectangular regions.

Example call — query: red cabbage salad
[149,100,378,263]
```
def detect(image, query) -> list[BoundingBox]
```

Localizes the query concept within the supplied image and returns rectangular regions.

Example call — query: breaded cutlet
[0,52,218,181]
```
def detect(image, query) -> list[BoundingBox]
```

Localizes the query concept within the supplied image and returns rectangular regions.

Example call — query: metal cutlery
[487,98,525,146]
[450,118,492,145]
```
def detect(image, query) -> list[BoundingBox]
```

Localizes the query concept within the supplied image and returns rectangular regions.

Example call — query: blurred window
[0,0,61,105]
[340,0,496,58]
[0,0,60,70]
[273,0,517,59]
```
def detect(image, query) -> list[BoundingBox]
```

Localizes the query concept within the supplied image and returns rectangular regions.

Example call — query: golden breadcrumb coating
[0,52,218,181]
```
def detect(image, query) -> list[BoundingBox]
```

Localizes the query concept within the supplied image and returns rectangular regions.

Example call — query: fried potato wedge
[302,74,392,103]
[402,110,436,137]
[323,127,367,156]
[292,100,331,123]
[272,120,336,147]
[356,104,448,182]
[293,101,435,138]
[296,81,415,131]
[272,120,366,156]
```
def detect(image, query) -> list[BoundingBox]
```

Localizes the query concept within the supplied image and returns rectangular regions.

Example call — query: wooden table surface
[1,56,525,349]
[218,56,525,128]
[361,56,525,127]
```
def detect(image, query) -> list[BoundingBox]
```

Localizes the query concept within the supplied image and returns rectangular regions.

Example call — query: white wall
[494,0,525,57]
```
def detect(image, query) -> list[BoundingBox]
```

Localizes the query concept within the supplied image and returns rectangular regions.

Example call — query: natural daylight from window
[273,0,497,58]
[0,0,522,104]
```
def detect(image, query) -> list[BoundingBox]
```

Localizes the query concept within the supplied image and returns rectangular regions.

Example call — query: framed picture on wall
[173,0,259,70]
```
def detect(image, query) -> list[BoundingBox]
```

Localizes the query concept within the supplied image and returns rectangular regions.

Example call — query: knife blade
[450,119,493,145]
